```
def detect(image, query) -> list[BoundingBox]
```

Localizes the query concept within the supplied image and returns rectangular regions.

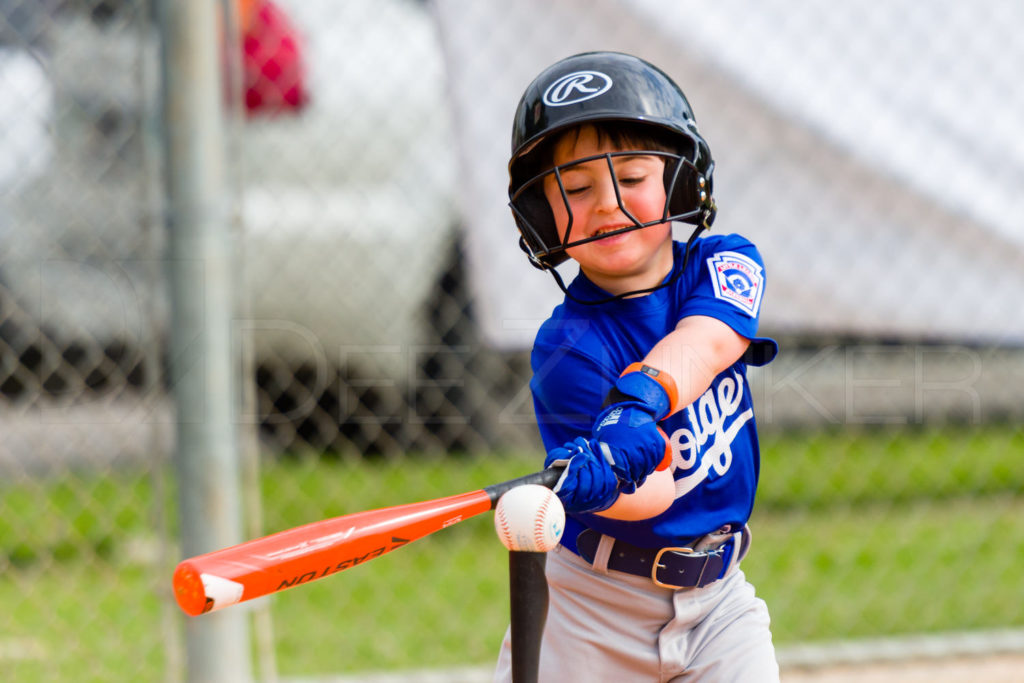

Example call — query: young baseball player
[493,52,781,681]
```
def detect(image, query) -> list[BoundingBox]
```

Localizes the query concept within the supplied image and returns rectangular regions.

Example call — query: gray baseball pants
[493,543,779,682]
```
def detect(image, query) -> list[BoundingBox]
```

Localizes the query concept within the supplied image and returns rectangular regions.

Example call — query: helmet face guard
[510,148,715,270]
[508,52,717,274]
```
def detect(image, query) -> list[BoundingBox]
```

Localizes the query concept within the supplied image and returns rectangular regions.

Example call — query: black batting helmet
[508,51,716,270]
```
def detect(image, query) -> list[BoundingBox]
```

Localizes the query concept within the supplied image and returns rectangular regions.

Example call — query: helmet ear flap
[663,157,703,222]
[663,139,715,227]
[511,182,566,268]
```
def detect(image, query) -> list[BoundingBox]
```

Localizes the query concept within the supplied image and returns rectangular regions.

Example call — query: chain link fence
[1,0,1022,681]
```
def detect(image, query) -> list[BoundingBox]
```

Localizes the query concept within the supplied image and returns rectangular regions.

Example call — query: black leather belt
[575,527,750,590]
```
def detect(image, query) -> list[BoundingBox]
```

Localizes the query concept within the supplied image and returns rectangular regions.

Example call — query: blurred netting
[1,1,1022,681]
[0,0,176,681]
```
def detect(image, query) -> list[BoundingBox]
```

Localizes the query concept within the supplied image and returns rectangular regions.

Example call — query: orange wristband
[620,362,681,416]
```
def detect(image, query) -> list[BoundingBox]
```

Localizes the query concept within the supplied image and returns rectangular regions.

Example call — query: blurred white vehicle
[0,0,459,408]
[239,0,459,383]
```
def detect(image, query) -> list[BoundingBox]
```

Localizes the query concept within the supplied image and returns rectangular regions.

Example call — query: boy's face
[542,125,673,295]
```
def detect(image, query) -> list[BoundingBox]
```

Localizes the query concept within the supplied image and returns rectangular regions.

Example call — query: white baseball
[493,484,565,552]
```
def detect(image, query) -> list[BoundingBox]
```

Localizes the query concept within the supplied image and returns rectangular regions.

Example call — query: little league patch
[707,251,764,317]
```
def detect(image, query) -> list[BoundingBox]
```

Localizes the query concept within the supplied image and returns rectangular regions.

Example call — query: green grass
[1,424,1022,680]
[0,566,166,682]
[756,424,1024,507]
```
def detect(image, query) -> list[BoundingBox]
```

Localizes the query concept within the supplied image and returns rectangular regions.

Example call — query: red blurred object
[241,0,308,115]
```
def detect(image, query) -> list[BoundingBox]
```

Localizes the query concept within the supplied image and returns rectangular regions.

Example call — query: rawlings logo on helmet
[542,70,613,107]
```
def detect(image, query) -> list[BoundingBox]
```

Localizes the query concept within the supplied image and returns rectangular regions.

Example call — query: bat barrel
[173,466,559,617]
[173,562,211,617]
[173,489,495,616]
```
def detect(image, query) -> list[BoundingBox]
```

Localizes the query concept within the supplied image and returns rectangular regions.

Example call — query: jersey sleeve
[529,342,616,452]
[678,234,777,366]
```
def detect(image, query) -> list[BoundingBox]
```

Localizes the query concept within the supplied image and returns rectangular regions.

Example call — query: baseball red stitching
[497,506,514,548]
[534,491,552,549]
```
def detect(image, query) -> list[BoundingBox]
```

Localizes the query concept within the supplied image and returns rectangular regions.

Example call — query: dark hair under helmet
[508,51,716,275]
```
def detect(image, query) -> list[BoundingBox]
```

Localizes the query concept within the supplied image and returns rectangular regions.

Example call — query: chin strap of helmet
[547,217,710,306]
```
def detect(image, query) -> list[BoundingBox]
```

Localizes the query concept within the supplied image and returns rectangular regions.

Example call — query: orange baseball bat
[173,467,561,616]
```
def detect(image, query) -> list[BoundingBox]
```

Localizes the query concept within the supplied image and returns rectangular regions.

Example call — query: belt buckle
[651,546,695,590]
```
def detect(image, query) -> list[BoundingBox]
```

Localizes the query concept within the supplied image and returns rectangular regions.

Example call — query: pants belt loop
[724,524,751,577]
[591,534,615,574]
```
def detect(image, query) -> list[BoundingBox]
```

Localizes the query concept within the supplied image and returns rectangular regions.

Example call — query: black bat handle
[484,467,563,508]
[509,550,548,683]
[485,466,563,682]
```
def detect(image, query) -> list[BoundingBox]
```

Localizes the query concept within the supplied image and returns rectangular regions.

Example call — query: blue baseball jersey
[530,234,778,552]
